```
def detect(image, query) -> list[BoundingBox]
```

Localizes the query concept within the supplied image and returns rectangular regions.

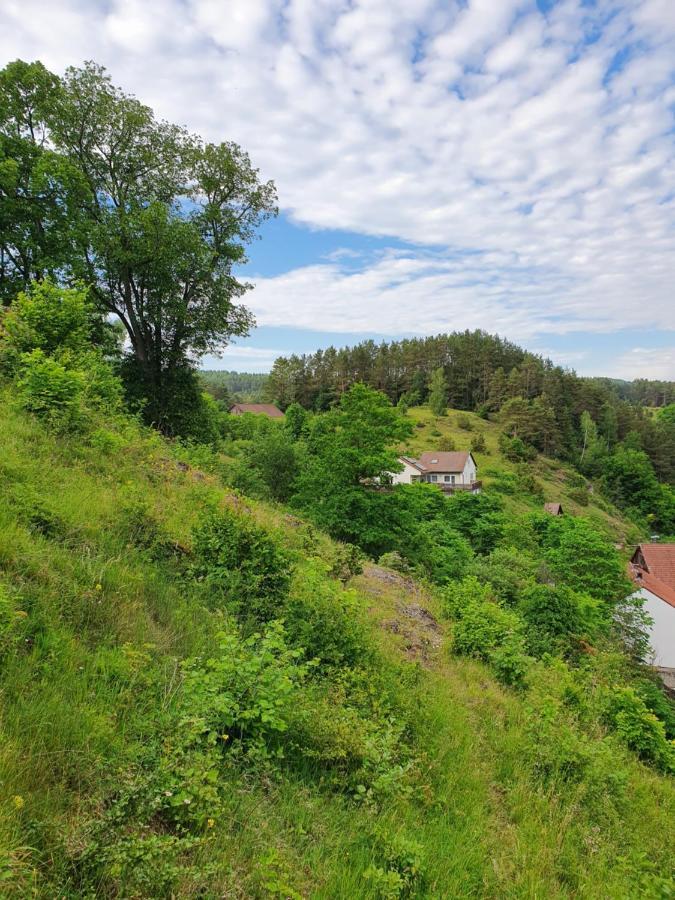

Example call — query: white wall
[462,457,476,484]
[390,460,422,485]
[636,588,675,668]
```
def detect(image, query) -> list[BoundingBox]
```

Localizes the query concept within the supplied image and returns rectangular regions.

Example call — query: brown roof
[399,456,425,472]
[544,502,564,515]
[229,403,284,418]
[416,451,471,473]
[629,543,675,609]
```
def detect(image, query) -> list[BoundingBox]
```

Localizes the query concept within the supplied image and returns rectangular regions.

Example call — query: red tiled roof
[638,543,675,589]
[399,456,425,472]
[629,543,675,609]
[416,451,471,473]
[229,403,284,418]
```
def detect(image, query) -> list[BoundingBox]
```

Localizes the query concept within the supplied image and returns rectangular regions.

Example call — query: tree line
[268,332,675,485]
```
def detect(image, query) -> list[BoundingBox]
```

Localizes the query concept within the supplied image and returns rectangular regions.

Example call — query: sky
[2,0,674,379]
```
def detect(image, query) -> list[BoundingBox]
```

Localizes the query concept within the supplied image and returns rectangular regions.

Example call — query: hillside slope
[403,405,640,543]
[0,392,673,897]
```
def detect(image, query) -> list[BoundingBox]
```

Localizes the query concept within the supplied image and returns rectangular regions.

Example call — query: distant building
[628,543,675,687]
[544,502,564,516]
[389,452,480,493]
[229,403,284,419]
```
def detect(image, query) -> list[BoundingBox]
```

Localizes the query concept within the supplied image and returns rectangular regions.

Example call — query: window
[429,474,438,483]
[444,475,451,483]
[411,475,420,483]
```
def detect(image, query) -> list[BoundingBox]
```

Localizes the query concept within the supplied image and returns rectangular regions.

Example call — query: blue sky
[2,0,674,379]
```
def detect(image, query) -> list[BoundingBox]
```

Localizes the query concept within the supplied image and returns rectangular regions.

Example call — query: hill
[402,405,639,543]
[0,391,674,897]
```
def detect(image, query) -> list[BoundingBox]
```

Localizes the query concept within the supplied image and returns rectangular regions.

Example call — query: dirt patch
[363,563,416,591]
[382,600,443,665]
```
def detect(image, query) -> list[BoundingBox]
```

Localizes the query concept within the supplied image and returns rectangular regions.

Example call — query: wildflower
[95,584,103,591]
[12,795,24,809]
[207,818,215,829]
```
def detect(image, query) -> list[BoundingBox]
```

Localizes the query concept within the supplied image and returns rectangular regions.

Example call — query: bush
[437,435,456,451]
[378,551,411,574]
[456,413,473,431]
[470,432,486,453]
[0,279,95,372]
[518,584,600,657]
[499,432,536,462]
[568,486,590,506]
[284,561,367,667]
[603,687,675,773]
[329,542,364,584]
[192,508,292,628]
[16,349,85,428]
[451,594,523,662]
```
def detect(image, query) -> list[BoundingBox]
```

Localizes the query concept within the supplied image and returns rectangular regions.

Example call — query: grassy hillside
[0,391,673,897]
[403,405,640,544]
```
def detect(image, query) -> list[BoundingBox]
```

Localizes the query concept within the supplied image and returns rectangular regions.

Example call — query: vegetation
[1,55,675,899]
[1,59,277,436]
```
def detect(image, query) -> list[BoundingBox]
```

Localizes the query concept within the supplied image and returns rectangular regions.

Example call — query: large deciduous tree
[49,62,277,433]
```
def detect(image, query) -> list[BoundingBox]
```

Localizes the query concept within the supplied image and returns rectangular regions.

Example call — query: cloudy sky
[2,0,674,377]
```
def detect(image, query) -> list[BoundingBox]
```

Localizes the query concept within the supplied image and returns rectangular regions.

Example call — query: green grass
[0,391,672,897]
[402,405,640,544]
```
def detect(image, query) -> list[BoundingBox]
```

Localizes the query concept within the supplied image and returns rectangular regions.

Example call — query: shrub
[411,521,473,584]
[192,508,292,627]
[329,542,364,584]
[284,561,368,667]
[0,279,95,372]
[568,486,590,506]
[451,594,523,662]
[378,551,411,573]
[490,632,532,688]
[498,432,536,462]
[437,435,456,451]
[456,413,473,431]
[603,687,675,773]
[365,829,426,899]
[518,584,599,657]
[16,349,85,428]
[470,432,486,453]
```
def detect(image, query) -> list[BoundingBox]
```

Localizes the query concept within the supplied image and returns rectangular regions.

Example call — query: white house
[390,452,480,493]
[629,543,675,688]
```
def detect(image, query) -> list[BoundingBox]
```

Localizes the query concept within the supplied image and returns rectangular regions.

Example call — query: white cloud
[1,0,675,365]
[602,347,675,381]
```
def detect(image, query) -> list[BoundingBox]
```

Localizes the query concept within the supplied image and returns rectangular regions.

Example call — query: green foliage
[470,431,487,453]
[427,367,447,416]
[365,830,425,899]
[284,561,368,667]
[284,401,309,439]
[440,491,505,554]
[16,349,86,427]
[192,508,292,628]
[518,584,601,657]
[498,431,537,462]
[456,413,473,431]
[411,521,473,584]
[328,542,364,584]
[246,427,298,502]
[539,516,629,602]
[451,596,523,662]
[602,687,675,773]
[437,435,456,451]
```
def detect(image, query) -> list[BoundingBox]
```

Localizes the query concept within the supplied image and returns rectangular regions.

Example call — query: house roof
[415,451,472,473]
[629,543,675,609]
[399,455,426,472]
[229,403,284,418]
[544,502,564,515]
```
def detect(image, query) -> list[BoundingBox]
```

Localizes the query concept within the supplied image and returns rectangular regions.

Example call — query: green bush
[456,413,473,431]
[568,486,590,506]
[603,687,675,773]
[451,594,523,662]
[284,561,368,667]
[498,432,537,462]
[470,432,486,453]
[16,349,85,427]
[378,551,411,573]
[0,279,95,372]
[192,508,292,627]
[437,435,456,451]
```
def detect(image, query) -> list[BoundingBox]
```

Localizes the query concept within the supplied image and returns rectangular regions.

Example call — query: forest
[1,59,674,897]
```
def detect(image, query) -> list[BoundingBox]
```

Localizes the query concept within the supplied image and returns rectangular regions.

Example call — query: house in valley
[229,403,284,418]
[628,543,675,689]
[390,451,480,493]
